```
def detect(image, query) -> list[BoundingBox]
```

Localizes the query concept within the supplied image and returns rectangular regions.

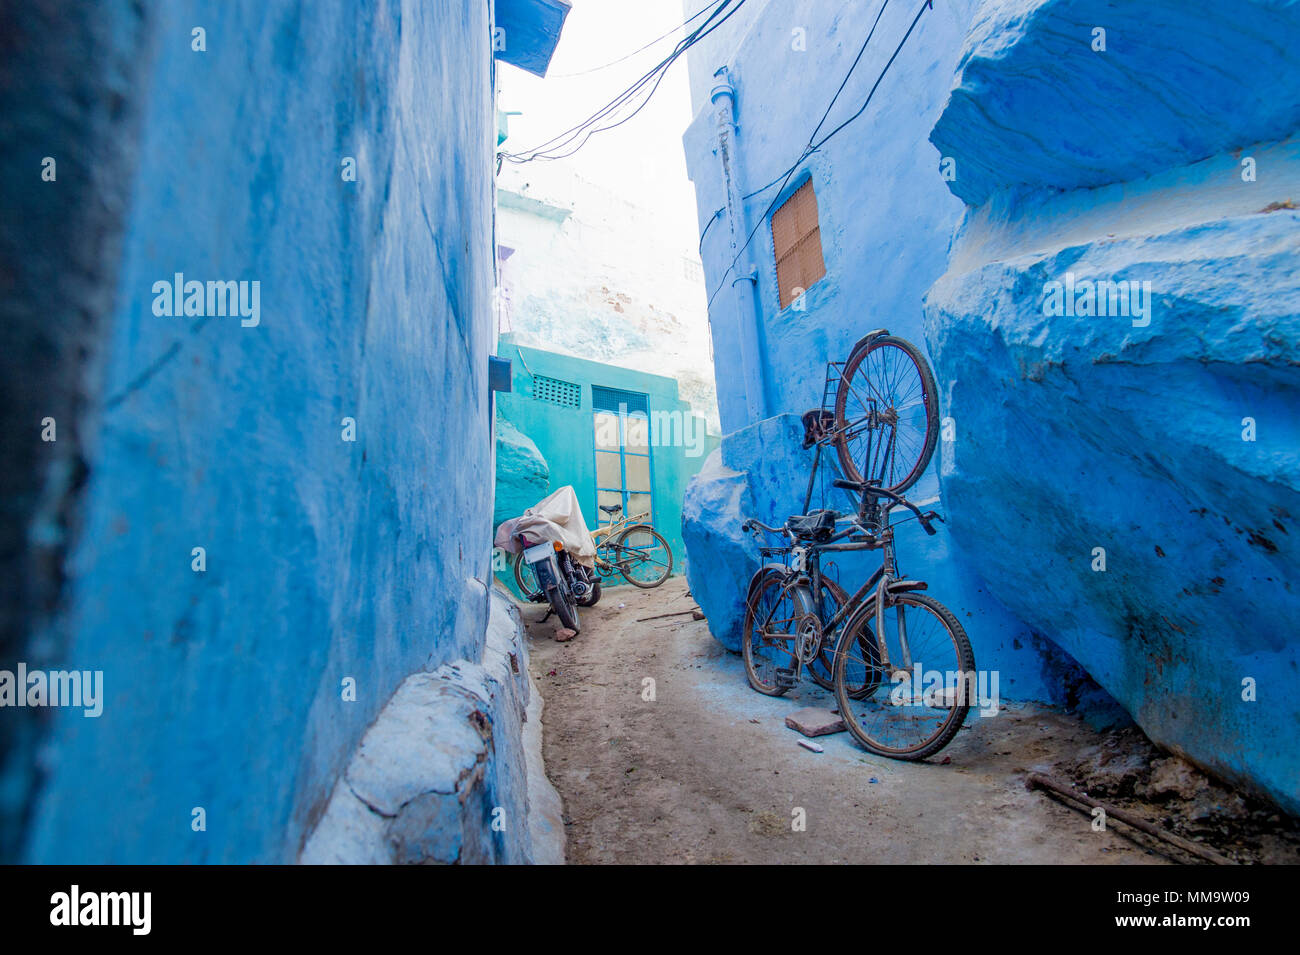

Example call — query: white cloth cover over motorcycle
[494,485,597,568]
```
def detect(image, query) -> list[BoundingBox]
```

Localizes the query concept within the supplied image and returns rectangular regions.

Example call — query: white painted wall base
[300,589,566,865]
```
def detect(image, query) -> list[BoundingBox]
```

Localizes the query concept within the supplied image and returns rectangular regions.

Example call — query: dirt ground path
[524,576,1166,865]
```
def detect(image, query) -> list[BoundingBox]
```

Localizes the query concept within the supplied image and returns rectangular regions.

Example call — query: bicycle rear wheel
[833,335,938,494]
[742,569,804,696]
[615,526,673,588]
[808,582,881,700]
[805,578,848,691]
[832,592,974,760]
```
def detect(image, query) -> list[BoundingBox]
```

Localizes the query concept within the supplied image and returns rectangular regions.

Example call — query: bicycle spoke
[836,595,973,758]
[836,338,936,493]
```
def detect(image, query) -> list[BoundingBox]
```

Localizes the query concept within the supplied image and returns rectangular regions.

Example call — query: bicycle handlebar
[831,479,944,535]
[741,518,789,538]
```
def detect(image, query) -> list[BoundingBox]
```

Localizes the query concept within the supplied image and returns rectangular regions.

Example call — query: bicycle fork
[872,537,913,681]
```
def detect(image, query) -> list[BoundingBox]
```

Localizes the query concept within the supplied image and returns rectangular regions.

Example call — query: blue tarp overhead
[494,0,571,77]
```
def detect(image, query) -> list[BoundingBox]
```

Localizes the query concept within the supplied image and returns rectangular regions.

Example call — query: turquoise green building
[493,339,717,590]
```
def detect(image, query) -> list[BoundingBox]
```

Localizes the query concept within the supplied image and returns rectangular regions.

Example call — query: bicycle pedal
[774,667,798,690]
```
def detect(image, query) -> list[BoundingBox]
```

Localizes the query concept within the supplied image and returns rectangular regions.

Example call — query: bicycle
[514,503,673,598]
[741,478,975,761]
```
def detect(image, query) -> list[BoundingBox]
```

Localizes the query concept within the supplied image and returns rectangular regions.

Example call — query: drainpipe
[709,66,768,426]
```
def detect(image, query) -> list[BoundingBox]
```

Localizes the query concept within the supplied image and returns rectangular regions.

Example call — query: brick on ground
[785,707,845,737]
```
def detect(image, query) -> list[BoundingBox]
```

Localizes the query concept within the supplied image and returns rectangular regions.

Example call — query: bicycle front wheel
[832,592,974,761]
[833,335,938,494]
[614,526,673,588]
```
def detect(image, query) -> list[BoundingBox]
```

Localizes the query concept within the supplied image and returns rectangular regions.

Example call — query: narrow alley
[523,579,1293,866]
[5,0,1299,929]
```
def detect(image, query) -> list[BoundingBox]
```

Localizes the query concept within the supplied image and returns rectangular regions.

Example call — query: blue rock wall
[925,0,1300,811]
[11,0,501,862]
[494,411,551,532]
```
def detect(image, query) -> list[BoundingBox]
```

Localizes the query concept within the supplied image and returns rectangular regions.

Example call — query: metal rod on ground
[1025,773,1235,866]
[635,609,702,622]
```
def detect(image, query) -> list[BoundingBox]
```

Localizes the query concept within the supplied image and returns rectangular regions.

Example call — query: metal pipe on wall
[709,66,768,427]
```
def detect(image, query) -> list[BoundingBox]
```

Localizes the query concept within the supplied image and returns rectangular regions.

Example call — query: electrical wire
[695,0,891,249]
[809,0,893,150]
[506,0,740,163]
[549,0,728,78]
[698,0,892,297]
[500,0,746,166]
[500,5,727,162]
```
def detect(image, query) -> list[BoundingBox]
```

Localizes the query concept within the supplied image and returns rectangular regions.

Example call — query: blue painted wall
[13,0,501,862]
[683,0,982,453]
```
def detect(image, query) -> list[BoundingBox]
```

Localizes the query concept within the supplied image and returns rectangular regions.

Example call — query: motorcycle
[515,533,601,633]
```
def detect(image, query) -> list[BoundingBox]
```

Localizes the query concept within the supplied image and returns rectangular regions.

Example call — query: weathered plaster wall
[683,0,981,447]
[925,0,1300,812]
[301,590,563,864]
[12,0,502,863]
[496,164,720,431]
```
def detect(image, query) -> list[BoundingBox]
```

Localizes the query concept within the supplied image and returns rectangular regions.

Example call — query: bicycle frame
[595,511,665,579]
[754,496,927,680]
[801,397,899,515]
[593,510,650,542]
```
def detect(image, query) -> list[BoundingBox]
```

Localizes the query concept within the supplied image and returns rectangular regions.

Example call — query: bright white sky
[496,0,704,253]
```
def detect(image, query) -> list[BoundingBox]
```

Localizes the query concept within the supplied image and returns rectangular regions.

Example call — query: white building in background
[495,158,721,433]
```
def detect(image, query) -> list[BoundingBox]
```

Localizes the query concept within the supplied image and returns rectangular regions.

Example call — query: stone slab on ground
[784,707,845,738]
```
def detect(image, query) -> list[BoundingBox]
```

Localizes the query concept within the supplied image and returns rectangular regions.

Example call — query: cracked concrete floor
[524,576,1167,865]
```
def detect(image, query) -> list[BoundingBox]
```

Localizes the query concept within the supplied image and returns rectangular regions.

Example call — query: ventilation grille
[533,375,581,407]
[592,386,649,416]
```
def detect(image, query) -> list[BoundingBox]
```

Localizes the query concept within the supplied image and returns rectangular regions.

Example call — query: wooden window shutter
[770,179,827,308]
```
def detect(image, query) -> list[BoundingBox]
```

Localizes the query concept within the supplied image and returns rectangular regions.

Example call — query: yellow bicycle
[513,503,673,598]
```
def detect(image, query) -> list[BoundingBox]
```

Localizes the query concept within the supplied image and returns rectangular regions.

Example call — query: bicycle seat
[801,409,836,449]
[599,504,623,515]
[785,509,838,541]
